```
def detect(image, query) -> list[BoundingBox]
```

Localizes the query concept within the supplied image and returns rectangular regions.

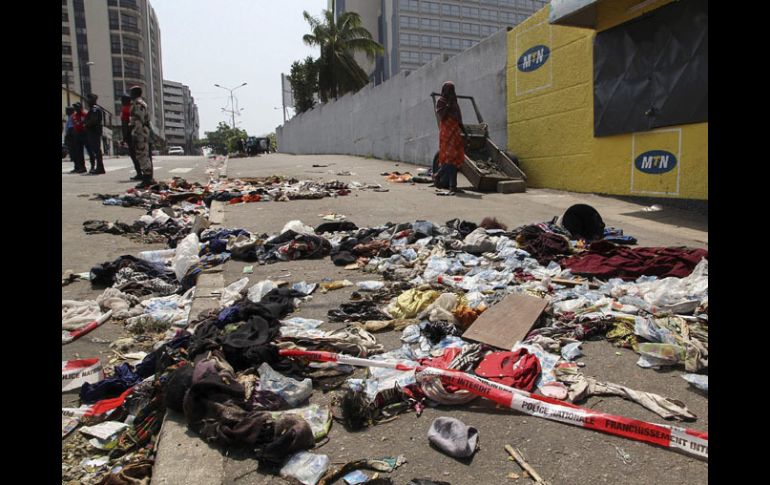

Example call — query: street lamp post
[214,82,247,129]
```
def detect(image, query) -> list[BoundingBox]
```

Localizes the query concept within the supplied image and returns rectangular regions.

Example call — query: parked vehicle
[246,137,271,156]
[168,146,184,155]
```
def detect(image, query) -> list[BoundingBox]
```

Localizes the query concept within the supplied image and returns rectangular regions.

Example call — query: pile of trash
[63,189,708,483]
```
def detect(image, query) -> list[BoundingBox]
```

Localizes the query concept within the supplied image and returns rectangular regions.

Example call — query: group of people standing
[63,85,155,188]
[64,93,105,175]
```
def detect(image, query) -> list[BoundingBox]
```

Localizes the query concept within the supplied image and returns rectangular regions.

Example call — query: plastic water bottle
[137,249,176,264]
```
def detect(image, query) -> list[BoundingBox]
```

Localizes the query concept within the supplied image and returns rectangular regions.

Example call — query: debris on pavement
[428,417,479,458]
[504,445,551,485]
[62,174,708,483]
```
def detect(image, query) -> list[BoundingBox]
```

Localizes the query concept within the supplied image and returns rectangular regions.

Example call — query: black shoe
[86,170,106,175]
[68,169,79,174]
[130,174,143,181]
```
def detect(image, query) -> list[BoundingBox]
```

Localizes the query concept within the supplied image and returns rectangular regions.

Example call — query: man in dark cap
[70,102,88,173]
[120,94,142,180]
[84,93,106,174]
[129,86,155,188]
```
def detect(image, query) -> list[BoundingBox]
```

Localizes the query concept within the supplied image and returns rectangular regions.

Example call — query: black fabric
[181,354,314,459]
[315,221,358,234]
[332,251,357,266]
[562,204,605,242]
[90,255,176,288]
[328,301,391,322]
[446,219,478,238]
[593,0,707,136]
[164,364,193,413]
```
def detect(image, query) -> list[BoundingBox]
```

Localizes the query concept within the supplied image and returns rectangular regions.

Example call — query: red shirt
[72,111,86,134]
[121,105,130,122]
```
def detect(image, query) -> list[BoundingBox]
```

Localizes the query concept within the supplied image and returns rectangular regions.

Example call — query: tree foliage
[302,9,384,102]
[203,122,248,155]
[288,57,318,114]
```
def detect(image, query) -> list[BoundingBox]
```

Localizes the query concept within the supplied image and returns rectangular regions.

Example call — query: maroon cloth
[474,349,541,392]
[561,240,707,280]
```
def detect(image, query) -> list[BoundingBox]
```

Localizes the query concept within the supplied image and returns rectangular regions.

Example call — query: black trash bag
[561,204,605,242]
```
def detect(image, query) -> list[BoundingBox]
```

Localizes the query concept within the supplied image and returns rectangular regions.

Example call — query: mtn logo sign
[634,150,677,174]
[517,45,550,72]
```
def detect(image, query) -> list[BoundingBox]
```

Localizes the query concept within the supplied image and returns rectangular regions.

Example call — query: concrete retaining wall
[277,28,509,166]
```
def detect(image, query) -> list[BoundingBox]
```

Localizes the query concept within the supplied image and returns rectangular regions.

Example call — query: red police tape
[278,349,708,461]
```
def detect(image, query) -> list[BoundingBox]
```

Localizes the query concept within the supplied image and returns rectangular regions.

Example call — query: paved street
[62,153,707,485]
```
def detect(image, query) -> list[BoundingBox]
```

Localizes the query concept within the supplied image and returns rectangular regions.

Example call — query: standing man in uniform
[130,86,155,188]
[84,93,106,174]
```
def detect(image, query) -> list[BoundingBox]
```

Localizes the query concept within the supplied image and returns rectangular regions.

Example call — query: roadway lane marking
[168,167,193,174]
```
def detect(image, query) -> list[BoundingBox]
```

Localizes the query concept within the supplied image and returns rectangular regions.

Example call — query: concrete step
[497,179,526,193]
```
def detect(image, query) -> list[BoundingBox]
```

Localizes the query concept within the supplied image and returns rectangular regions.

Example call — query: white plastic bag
[280,452,330,485]
[248,280,278,303]
[220,277,250,308]
[172,233,200,282]
[258,363,313,407]
[281,220,315,236]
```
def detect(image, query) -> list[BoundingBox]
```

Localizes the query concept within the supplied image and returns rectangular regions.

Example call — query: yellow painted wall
[507,3,708,200]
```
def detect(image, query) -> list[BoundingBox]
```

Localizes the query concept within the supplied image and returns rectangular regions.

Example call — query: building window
[480,9,498,21]
[421,1,440,15]
[441,37,462,51]
[461,6,479,19]
[111,34,121,53]
[63,61,73,71]
[421,35,440,49]
[400,50,420,64]
[441,4,460,17]
[593,0,708,136]
[420,18,440,31]
[399,15,420,29]
[108,0,117,6]
[399,0,419,12]
[500,12,517,24]
[122,14,140,33]
[114,81,125,96]
[62,44,72,55]
[461,23,480,36]
[109,11,119,29]
[462,39,475,50]
[440,20,460,33]
[62,25,70,35]
[401,33,420,47]
[62,12,69,21]
[480,25,497,37]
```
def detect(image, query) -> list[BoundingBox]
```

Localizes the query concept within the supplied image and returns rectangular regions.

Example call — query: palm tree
[302,9,384,102]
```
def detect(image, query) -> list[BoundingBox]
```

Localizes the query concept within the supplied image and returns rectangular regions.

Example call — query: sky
[152,0,328,137]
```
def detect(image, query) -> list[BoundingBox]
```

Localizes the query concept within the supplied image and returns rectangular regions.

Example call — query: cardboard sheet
[461,293,547,350]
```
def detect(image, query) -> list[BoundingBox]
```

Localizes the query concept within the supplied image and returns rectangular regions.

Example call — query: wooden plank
[462,293,547,351]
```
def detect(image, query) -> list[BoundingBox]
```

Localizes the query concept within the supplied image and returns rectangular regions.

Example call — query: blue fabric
[436,164,458,189]
[200,228,249,242]
[66,114,74,130]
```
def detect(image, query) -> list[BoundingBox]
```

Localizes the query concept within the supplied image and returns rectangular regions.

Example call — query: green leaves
[291,9,385,105]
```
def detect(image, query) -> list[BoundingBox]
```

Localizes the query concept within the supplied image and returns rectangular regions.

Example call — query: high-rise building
[329,0,548,84]
[62,0,165,139]
[163,80,199,155]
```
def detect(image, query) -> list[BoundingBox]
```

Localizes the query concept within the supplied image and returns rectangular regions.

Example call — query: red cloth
[84,387,134,417]
[438,116,465,167]
[474,349,541,392]
[121,104,130,122]
[561,240,708,280]
[72,111,86,133]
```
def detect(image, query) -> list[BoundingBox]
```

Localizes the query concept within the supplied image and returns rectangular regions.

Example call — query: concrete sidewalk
[150,153,707,485]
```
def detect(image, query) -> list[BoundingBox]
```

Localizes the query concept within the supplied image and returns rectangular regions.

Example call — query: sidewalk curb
[151,195,228,484]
